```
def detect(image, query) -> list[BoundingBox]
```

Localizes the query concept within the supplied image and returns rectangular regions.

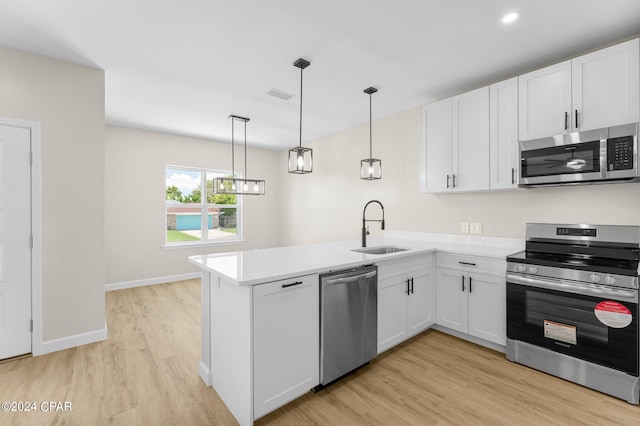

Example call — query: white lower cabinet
[436,254,506,346]
[377,254,435,353]
[252,274,319,420]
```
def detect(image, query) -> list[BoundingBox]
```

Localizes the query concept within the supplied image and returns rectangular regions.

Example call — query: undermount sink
[351,245,409,255]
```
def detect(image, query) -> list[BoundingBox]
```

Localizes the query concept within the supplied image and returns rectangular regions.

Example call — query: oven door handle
[507,273,638,303]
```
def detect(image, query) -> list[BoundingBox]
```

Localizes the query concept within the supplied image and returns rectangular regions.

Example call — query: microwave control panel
[607,136,634,171]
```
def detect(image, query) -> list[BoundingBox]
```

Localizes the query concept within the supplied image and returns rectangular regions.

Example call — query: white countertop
[188,231,524,286]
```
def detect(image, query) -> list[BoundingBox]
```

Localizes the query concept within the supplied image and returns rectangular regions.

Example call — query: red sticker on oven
[594,301,632,328]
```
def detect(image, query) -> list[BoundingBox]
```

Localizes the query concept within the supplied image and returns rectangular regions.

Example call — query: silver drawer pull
[282,281,303,288]
[458,261,476,266]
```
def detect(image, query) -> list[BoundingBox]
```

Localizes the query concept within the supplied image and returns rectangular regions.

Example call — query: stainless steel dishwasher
[317,265,377,389]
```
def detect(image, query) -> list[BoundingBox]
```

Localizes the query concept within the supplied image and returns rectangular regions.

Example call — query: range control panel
[556,227,597,237]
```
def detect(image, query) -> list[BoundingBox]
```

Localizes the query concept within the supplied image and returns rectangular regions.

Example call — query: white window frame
[163,165,244,249]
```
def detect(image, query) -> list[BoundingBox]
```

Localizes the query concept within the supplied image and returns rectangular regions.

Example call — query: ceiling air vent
[266,88,295,101]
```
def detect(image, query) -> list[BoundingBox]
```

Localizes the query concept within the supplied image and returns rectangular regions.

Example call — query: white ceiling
[1,1,640,150]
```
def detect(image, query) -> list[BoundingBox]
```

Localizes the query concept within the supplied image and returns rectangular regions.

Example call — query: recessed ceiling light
[502,12,519,24]
[266,88,294,101]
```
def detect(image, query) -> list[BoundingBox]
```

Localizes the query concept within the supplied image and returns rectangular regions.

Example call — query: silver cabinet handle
[511,168,516,185]
[458,261,476,266]
[564,111,569,130]
[452,174,457,188]
[282,281,303,288]
[575,109,579,128]
[446,174,450,188]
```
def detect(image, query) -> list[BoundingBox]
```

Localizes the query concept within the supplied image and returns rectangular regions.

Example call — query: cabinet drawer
[377,253,434,279]
[437,252,505,276]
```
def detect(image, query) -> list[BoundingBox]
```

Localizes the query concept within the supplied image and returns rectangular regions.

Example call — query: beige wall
[105,125,281,285]
[0,45,105,341]
[279,106,640,246]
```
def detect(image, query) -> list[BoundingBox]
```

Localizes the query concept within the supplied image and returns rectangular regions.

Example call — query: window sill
[161,239,246,250]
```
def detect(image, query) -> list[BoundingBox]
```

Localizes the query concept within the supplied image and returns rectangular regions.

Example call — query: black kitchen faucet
[361,200,385,247]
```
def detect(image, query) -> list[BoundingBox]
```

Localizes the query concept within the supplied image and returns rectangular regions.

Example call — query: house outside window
[165,166,241,246]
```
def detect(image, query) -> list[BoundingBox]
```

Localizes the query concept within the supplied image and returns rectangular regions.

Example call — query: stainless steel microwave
[519,123,639,187]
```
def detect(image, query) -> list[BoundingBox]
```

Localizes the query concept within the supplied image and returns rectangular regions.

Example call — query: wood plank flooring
[1,279,638,425]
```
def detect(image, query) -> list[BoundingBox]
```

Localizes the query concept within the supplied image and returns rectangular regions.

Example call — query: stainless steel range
[506,223,639,404]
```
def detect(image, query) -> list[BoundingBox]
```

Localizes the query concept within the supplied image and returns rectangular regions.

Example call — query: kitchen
[1,1,640,425]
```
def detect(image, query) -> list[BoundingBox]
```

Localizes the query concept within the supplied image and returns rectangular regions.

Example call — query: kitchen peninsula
[188,232,522,426]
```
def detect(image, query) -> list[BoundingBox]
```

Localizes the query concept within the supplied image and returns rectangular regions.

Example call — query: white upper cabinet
[489,77,519,189]
[421,87,489,193]
[452,87,490,192]
[518,61,572,140]
[422,98,452,193]
[422,38,639,192]
[572,38,639,132]
[519,38,639,141]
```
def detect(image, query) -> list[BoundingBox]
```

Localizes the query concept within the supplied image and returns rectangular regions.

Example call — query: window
[165,166,241,246]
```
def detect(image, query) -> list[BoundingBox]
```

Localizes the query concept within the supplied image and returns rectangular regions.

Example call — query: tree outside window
[165,166,241,245]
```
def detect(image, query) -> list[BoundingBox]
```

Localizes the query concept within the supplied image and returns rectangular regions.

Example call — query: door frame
[0,116,42,356]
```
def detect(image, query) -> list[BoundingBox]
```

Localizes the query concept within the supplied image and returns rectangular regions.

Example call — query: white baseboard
[37,326,108,356]
[105,272,200,292]
[432,324,506,354]
[199,361,212,387]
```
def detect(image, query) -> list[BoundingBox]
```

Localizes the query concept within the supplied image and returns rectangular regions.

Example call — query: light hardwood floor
[1,279,638,425]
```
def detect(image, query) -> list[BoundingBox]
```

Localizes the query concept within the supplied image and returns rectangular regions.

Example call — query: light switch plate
[460,222,469,234]
[470,222,482,234]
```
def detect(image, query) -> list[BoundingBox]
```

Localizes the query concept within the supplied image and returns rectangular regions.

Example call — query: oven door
[507,274,638,376]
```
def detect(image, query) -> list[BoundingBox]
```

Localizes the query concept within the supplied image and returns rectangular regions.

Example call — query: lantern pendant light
[361,87,382,180]
[214,115,266,195]
[288,58,313,174]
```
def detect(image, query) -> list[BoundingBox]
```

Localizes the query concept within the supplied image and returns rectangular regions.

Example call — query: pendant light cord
[369,92,373,158]
[244,119,247,178]
[299,65,303,149]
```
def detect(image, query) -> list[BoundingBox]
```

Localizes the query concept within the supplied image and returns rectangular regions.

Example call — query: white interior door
[0,124,32,359]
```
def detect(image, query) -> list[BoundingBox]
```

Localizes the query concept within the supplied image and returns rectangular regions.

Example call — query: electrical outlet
[460,222,469,234]
[470,222,483,234]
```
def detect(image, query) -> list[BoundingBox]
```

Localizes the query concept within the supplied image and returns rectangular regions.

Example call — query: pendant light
[288,58,313,174]
[214,115,265,195]
[361,87,382,180]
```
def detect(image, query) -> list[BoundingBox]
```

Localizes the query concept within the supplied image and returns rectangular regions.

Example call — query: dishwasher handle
[325,270,377,285]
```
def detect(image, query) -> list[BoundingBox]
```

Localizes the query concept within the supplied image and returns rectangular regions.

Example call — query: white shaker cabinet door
[467,273,506,346]
[572,38,639,132]
[406,267,435,337]
[452,86,490,191]
[518,61,572,141]
[253,274,319,420]
[377,272,408,353]
[422,98,453,193]
[490,77,519,189]
[436,268,468,334]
